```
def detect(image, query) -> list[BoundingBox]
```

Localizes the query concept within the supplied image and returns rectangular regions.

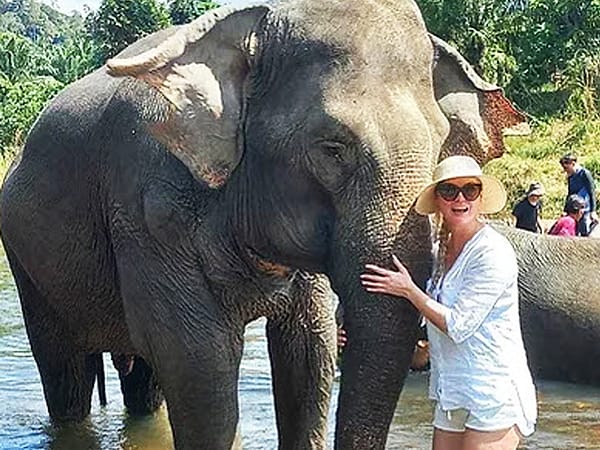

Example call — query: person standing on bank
[512,182,545,233]
[560,153,598,236]
[361,155,537,450]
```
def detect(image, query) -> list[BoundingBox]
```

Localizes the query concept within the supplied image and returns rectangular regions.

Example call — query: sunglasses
[435,182,483,202]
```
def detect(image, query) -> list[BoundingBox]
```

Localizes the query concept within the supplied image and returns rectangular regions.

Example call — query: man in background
[560,153,598,236]
[512,182,544,233]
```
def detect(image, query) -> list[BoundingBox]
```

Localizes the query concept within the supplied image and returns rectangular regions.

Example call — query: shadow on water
[1,246,600,449]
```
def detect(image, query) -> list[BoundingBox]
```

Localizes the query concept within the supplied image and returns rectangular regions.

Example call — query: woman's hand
[360,255,417,299]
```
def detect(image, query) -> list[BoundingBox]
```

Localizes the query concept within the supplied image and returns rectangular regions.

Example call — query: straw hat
[414,155,507,215]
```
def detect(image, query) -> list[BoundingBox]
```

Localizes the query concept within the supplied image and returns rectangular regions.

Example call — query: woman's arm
[360,255,449,333]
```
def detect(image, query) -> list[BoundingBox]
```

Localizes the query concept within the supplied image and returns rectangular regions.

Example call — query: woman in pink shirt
[548,194,585,236]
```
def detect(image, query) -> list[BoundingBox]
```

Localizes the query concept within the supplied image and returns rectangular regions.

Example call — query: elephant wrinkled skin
[496,225,600,387]
[0,1,525,449]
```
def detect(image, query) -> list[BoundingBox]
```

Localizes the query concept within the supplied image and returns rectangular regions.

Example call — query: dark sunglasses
[435,182,483,202]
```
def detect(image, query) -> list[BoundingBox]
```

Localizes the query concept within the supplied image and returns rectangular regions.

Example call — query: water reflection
[1,247,600,449]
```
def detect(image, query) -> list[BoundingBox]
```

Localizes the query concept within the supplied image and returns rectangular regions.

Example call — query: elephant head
[106,1,524,447]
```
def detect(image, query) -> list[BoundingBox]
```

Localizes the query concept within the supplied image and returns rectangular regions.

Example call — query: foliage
[0,0,85,40]
[168,0,219,25]
[416,0,521,86]
[416,0,600,119]
[37,33,100,84]
[0,11,26,35]
[87,0,171,61]
[0,76,64,149]
[0,32,37,82]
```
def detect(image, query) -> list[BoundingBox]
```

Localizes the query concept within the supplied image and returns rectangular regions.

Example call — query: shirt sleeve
[584,169,597,211]
[511,202,519,217]
[439,242,517,344]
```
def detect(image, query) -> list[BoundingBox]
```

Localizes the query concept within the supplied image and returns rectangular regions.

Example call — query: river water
[1,251,600,449]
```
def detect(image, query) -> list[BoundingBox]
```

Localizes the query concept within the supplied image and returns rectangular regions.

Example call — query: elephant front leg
[126,309,245,450]
[267,273,337,450]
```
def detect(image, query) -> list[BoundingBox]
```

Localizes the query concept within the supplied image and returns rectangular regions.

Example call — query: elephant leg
[6,248,96,422]
[267,273,337,450]
[116,355,164,415]
[149,328,244,450]
[114,237,246,449]
[121,285,244,449]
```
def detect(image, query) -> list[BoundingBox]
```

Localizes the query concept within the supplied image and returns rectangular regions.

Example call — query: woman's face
[434,177,483,228]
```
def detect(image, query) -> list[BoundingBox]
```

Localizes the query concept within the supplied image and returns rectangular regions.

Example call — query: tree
[37,33,100,84]
[168,0,219,25]
[0,75,63,149]
[0,32,39,82]
[87,0,170,61]
[416,0,600,117]
[0,11,25,35]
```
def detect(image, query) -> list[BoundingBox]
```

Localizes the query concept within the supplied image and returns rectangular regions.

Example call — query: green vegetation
[0,0,599,220]
[87,0,171,61]
[168,0,219,25]
[487,119,600,220]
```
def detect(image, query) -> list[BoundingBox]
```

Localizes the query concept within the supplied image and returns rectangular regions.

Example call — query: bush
[0,76,64,150]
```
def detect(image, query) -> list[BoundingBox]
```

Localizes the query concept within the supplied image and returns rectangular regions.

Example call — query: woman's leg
[462,426,521,450]
[432,428,464,450]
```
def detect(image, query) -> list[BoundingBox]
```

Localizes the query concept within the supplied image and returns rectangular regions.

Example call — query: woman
[548,194,585,236]
[361,155,537,450]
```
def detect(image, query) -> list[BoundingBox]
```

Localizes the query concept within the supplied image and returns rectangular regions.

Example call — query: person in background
[548,194,585,237]
[512,182,544,233]
[361,155,537,450]
[560,153,598,236]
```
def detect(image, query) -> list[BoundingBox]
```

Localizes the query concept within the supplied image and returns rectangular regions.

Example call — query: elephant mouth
[246,246,292,278]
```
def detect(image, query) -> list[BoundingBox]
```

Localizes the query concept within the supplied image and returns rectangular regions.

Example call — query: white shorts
[432,401,534,437]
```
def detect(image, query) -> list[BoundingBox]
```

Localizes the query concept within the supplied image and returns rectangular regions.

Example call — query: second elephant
[499,225,600,386]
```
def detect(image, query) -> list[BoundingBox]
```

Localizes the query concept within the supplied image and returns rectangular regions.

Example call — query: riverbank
[486,118,600,221]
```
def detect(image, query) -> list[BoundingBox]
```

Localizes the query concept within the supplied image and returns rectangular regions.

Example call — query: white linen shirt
[426,225,537,426]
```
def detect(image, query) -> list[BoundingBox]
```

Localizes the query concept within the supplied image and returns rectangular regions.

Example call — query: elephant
[495,224,600,386]
[0,1,526,449]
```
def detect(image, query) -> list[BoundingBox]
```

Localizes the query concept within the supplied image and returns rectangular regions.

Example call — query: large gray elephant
[0,1,525,449]
[495,225,600,386]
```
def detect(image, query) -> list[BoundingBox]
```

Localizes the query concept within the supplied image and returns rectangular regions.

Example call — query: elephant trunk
[330,190,433,448]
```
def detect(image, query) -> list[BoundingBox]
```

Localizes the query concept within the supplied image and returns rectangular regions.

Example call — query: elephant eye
[319,140,347,163]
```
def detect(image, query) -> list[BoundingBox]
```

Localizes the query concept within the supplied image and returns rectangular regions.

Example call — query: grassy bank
[486,118,600,221]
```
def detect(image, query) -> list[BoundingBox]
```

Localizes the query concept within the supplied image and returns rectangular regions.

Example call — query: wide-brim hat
[526,182,545,197]
[414,155,507,215]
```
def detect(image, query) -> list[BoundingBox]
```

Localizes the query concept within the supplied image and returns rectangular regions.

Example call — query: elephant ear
[430,34,530,165]
[106,6,269,188]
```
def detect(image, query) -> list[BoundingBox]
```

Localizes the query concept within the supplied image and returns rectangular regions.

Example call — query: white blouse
[426,225,537,426]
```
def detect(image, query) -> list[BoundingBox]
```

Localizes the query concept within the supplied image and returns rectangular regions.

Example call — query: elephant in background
[495,225,600,386]
[0,1,526,448]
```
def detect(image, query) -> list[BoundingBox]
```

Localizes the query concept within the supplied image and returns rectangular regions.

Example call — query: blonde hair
[430,212,451,289]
